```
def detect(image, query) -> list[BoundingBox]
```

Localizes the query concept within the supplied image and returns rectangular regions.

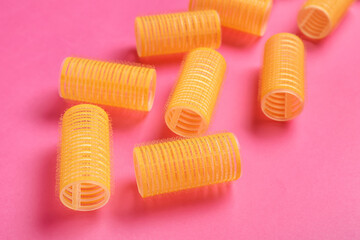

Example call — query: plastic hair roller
[59,104,111,211]
[135,10,221,57]
[189,0,273,36]
[260,33,305,121]
[60,57,156,111]
[133,132,241,198]
[298,0,354,39]
[165,48,226,137]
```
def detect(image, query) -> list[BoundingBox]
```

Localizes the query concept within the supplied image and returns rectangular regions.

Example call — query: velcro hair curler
[297,0,354,39]
[189,0,273,36]
[59,57,156,111]
[260,33,306,121]
[59,104,111,211]
[165,48,226,137]
[133,132,241,198]
[135,10,221,57]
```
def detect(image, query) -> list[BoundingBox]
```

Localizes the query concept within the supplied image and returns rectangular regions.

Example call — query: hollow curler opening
[297,6,332,39]
[60,181,110,211]
[261,91,304,121]
[135,17,144,57]
[147,71,156,111]
[165,107,208,137]
[133,149,144,198]
[260,0,273,36]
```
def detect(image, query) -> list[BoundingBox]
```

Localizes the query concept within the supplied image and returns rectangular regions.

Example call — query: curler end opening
[165,107,208,137]
[297,6,332,40]
[261,90,304,121]
[259,0,273,36]
[135,17,144,57]
[146,70,156,111]
[59,181,110,211]
[133,148,145,198]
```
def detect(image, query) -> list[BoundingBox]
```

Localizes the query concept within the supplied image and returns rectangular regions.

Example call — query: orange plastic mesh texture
[59,104,111,211]
[260,33,305,121]
[60,57,156,111]
[135,10,221,57]
[189,0,273,36]
[133,133,241,198]
[165,48,226,137]
[297,0,354,39]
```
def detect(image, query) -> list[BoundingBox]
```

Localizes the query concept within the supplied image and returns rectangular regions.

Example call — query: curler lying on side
[297,0,354,40]
[260,33,306,121]
[59,104,111,211]
[59,57,156,111]
[189,0,273,36]
[165,48,226,137]
[133,132,242,198]
[135,10,221,57]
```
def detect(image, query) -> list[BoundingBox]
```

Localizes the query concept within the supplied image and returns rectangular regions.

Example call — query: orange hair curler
[297,0,354,39]
[59,104,111,211]
[59,57,156,111]
[135,10,221,57]
[260,33,306,121]
[189,0,273,36]
[133,132,241,198]
[165,48,226,137]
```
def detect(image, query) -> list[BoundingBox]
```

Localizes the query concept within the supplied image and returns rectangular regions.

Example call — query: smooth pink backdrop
[1,0,360,239]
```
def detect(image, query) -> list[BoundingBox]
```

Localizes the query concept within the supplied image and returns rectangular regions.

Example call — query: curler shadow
[100,105,149,130]
[108,47,140,63]
[248,69,292,137]
[38,147,100,230]
[114,180,232,218]
[222,27,260,48]
[139,52,185,67]
[39,90,67,123]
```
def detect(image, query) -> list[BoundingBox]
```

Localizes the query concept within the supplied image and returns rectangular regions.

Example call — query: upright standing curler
[165,48,226,137]
[260,33,306,121]
[297,0,354,39]
[135,10,221,57]
[59,57,156,111]
[189,0,273,36]
[59,104,111,211]
[133,133,241,198]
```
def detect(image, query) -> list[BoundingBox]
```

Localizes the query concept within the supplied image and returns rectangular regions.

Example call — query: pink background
[1,0,360,239]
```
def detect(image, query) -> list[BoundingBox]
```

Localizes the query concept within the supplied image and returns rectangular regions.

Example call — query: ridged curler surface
[135,10,221,57]
[60,57,156,111]
[297,0,354,39]
[133,133,241,198]
[260,33,305,121]
[165,48,226,137]
[189,0,273,36]
[59,104,111,211]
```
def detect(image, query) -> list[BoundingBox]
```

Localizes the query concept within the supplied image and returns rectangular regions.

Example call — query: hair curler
[133,132,241,198]
[260,33,306,121]
[59,104,111,211]
[59,57,156,111]
[298,0,354,39]
[135,10,221,57]
[165,48,226,137]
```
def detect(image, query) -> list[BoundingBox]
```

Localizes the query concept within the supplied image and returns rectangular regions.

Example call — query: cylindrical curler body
[189,0,273,36]
[297,0,354,39]
[260,33,305,121]
[60,57,156,111]
[59,104,111,211]
[135,10,221,57]
[165,48,226,137]
[133,133,241,198]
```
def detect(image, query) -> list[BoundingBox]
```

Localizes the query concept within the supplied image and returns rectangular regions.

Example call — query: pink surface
[1,0,360,239]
